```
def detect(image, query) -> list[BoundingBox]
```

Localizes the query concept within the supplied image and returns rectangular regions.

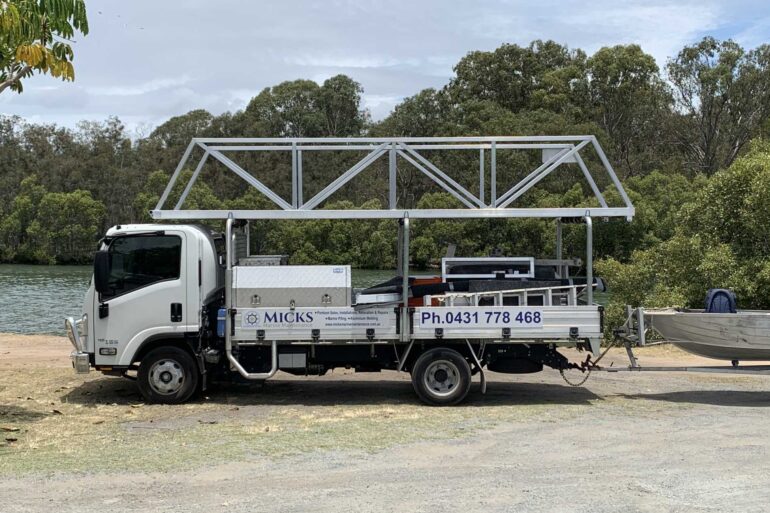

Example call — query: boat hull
[644,309,770,361]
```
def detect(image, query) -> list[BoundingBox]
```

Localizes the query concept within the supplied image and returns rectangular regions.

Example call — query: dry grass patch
[0,369,601,476]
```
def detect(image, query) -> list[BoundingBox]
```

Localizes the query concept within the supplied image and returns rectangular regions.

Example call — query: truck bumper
[71,351,91,374]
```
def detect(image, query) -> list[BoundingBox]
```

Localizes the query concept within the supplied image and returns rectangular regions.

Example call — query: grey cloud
[1,0,767,134]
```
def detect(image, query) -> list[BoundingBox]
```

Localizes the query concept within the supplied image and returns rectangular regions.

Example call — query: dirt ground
[1,334,770,513]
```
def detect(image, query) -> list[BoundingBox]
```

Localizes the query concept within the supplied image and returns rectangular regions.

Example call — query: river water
[0,265,609,335]
[0,265,406,334]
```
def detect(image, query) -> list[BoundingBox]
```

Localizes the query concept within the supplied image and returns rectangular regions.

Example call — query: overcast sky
[1,0,769,135]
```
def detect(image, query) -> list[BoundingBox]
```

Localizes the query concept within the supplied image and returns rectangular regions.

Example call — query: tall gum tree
[667,37,770,174]
[586,45,671,177]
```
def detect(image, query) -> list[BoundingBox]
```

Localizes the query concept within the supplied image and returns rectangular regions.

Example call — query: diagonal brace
[209,150,293,210]
[398,143,484,207]
[574,153,608,208]
[155,140,198,210]
[497,140,590,208]
[495,147,569,206]
[396,150,479,209]
[174,150,210,210]
[301,143,388,210]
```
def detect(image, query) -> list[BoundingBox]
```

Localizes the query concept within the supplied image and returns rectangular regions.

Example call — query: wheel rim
[148,359,185,395]
[423,359,461,398]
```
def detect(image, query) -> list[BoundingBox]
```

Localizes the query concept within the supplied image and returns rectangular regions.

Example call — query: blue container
[216,307,227,337]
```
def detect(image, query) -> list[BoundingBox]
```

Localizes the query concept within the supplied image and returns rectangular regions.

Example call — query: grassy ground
[0,334,758,477]
[0,362,599,475]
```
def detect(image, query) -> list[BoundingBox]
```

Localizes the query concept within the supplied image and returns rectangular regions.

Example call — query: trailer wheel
[137,346,199,404]
[411,347,472,406]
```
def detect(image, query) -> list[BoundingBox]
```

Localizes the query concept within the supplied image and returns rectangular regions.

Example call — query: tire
[137,346,199,404]
[411,347,472,406]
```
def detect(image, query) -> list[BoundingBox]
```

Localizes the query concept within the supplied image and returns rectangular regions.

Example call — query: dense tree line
[597,140,770,331]
[2,37,770,318]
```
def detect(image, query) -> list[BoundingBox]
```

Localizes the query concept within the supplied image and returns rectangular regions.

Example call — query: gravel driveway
[2,334,769,513]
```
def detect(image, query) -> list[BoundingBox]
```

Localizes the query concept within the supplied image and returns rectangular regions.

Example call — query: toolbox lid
[233,265,351,289]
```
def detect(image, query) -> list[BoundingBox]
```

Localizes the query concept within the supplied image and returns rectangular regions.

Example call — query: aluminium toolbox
[232,265,351,308]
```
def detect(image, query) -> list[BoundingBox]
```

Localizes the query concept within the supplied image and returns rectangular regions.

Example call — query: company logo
[244,312,260,327]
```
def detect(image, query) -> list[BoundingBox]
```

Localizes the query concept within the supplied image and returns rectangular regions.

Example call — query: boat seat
[705,288,737,313]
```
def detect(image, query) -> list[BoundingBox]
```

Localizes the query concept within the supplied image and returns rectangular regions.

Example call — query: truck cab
[67,224,223,402]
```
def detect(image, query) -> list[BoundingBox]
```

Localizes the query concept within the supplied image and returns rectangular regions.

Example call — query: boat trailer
[568,306,770,381]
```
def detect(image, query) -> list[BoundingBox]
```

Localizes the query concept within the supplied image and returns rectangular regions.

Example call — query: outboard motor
[704,288,737,313]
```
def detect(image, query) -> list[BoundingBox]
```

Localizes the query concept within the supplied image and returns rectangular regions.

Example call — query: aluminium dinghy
[641,289,770,361]
[644,308,770,360]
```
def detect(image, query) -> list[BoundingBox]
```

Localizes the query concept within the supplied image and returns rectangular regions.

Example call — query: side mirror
[93,250,111,296]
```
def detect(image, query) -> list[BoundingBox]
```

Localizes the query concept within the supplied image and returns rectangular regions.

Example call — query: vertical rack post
[297,148,303,207]
[490,141,497,206]
[584,215,593,305]
[291,142,298,209]
[389,143,397,209]
[396,221,403,274]
[245,220,251,256]
[401,216,410,343]
[556,218,563,278]
[479,148,485,205]
[224,216,234,367]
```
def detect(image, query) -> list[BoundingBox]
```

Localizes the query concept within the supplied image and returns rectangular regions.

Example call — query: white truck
[64,136,635,405]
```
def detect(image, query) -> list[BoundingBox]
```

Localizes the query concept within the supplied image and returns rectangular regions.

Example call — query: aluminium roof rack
[151,136,634,221]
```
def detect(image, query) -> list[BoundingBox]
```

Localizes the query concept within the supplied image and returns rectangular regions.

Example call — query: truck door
[93,231,188,366]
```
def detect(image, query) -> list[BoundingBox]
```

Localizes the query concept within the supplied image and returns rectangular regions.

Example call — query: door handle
[170,303,183,322]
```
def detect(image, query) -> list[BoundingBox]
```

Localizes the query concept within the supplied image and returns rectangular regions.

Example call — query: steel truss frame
[151,136,635,221]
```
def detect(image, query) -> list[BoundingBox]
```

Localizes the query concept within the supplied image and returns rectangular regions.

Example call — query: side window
[102,235,182,299]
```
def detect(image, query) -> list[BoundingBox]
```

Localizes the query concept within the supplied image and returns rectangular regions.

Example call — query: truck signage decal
[263,311,315,323]
[240,308,393,330]
[415,307,544,329]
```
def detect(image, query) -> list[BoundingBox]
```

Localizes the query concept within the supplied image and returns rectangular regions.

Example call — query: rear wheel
[411,347,472,406]
[137,346,199,404]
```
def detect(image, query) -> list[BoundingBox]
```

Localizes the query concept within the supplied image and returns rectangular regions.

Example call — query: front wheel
[137,346,199,404]
[411,347,472,406]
